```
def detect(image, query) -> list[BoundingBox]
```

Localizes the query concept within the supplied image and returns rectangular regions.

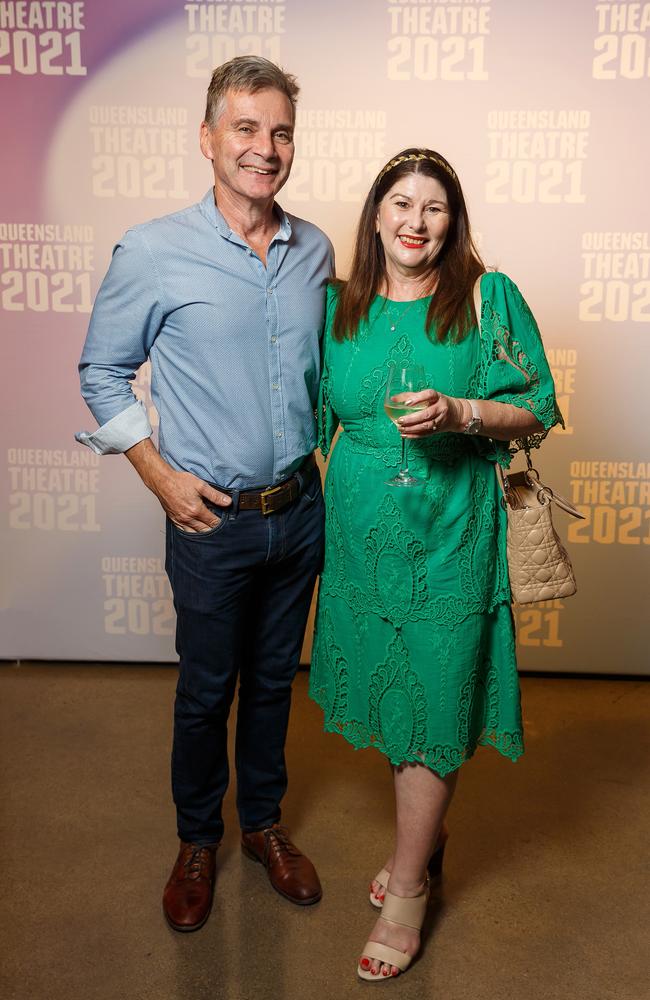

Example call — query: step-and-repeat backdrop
[1,0,648,671]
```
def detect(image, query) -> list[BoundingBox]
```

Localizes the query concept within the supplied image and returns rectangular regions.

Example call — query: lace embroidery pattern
[456,472,501,607]
[323,468,508,629]
[368,632,428,762]
[312,616,524,774]
[318,369,339,458]
[317,712,523,774]
[457,659,500,749]
[424,471,507,627]
[320,485,349,601]
[481,728,524,759]
[364,495,429,626]
[322,456,509,629]
[353,335,414,459]
[345,432,473,470]
[310,609,349,728]
[468,293,563,467]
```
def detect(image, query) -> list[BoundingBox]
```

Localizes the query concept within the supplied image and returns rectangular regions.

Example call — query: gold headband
[377,151,458,187]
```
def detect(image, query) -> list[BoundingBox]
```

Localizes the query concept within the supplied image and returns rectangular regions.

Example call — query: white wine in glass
[384,401,427,424]
[384,363,427,487]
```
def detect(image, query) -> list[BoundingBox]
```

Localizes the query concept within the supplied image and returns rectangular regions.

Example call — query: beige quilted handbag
[496,461,585,604]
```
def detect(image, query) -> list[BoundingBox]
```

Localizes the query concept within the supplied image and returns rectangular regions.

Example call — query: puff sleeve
[469,272,563,467]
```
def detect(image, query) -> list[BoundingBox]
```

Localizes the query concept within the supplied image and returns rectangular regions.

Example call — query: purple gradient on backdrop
[2,0,178,217]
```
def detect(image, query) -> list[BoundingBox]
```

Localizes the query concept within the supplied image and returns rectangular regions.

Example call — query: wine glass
[384,363,427,487]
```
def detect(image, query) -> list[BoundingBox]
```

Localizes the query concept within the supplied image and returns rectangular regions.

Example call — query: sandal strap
[359,941,413,973]
[381,888,428,930]
[374,867,391,892]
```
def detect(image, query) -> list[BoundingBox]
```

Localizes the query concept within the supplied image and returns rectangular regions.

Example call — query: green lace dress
[309,272,561,775]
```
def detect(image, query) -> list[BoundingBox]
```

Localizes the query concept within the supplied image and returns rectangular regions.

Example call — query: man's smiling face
[200,87,295,208]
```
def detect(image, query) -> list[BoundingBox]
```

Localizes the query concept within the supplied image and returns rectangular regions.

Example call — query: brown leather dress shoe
[241,824,322,905]
[162,841,219,932]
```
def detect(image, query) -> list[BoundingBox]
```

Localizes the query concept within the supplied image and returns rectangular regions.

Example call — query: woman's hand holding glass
[396,390,468,437]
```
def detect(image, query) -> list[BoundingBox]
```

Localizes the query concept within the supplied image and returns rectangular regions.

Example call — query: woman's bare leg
[361,763,458,978]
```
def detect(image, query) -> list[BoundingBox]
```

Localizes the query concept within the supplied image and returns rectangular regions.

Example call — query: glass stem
[400,436,409,477]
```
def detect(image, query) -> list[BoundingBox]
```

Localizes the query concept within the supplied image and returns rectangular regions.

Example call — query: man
[77,57,333,932]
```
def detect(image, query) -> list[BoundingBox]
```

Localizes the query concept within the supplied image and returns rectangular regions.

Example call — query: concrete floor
[1,663,648,1000]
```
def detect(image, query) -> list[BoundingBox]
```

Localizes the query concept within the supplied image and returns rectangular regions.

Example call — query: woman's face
[375,172,451,282]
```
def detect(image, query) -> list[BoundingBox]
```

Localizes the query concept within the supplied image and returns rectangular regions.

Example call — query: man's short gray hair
[204,56,300,127]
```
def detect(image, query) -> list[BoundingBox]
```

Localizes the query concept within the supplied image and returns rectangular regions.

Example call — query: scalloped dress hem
[312,695,525,777]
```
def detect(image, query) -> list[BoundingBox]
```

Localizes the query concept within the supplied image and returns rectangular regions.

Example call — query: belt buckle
[260,484,284,516]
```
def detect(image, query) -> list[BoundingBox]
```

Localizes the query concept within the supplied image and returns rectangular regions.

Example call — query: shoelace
[183,845,211,879]
[264,826,301,864]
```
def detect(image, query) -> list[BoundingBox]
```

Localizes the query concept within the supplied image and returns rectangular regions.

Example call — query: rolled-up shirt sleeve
[76,228,164,453]
[75,400,153,455]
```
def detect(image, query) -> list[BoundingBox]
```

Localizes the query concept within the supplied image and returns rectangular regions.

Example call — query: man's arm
[78,228,166,450]
[78,230,231,530]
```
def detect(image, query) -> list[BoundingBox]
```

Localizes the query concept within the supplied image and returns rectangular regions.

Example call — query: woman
[309,148,561,982]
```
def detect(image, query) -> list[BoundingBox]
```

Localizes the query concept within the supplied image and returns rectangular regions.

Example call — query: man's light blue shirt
[77,189,334,490]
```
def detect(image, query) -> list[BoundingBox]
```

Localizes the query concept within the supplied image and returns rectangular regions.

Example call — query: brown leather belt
[230,454,316,516]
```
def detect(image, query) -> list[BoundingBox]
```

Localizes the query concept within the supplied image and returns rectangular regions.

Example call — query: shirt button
[275,432,283,439]
[267,288,273,295]
[270,336,277,343]
[272,383,279,390]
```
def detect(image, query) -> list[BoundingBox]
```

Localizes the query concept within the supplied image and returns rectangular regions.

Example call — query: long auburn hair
[332,148,485,343]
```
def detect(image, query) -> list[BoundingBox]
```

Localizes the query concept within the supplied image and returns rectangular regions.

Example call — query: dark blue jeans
[165,463,324,845]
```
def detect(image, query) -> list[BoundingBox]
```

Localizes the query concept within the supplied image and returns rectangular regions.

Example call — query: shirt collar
[199,188,292,244]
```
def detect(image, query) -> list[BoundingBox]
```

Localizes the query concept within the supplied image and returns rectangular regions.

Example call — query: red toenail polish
[361,959,369,969]
[382,969,389,977]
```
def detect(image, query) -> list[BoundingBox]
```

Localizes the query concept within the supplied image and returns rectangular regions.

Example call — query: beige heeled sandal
[357,884,429,982]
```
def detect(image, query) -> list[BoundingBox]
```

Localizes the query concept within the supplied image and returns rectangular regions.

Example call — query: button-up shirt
[77,189,334,489]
